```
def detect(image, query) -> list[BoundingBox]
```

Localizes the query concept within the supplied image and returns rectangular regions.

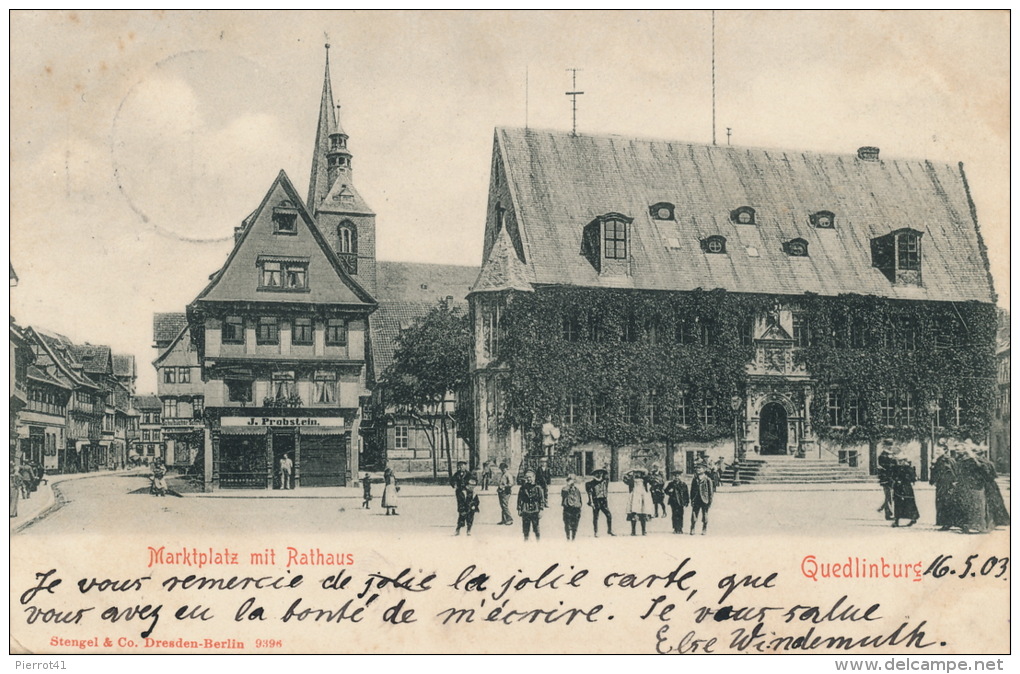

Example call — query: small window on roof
[810,211,835,229]
[783,238,809,257]
[649,202,675,221]
[731,206,756,225]
[701,235,727,254]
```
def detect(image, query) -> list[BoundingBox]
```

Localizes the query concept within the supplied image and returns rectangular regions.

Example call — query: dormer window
[811,211,835,229]
[649,202,675,221]
[871,228,923,284]
[701,235,727,254]
[731,206,756,225]
[783,238,809,257]
[580,212,634,271]
[272,201,298,234]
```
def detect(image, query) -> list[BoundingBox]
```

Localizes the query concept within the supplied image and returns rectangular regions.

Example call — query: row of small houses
[10,307,142,472]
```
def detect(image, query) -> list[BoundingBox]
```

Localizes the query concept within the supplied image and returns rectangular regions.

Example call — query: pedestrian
[517,470,544,541]
[648,466,667,518]
[561,473,583,540]
[496,461,514,525]
[10,462,22,518]
[974,446,1010,529]
[876,440,895,520]
[455,476,479,536]
[480,461,491,491]
[452,460,471,521]
[664,472,690,534]
[890,457,919,527]
[929,442,959,531]
[689,463,714,535]
[19,462,34,500]
[151,461,168,497]
[362,473,373,509]
[382,467,400,516]
[954,445,988,534]
[623,468,653,536]
[279,453,293,490]
[534,456,552,507]
[585,468,614,537]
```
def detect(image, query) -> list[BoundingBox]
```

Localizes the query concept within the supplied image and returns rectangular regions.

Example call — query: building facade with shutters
[469,128,998,482]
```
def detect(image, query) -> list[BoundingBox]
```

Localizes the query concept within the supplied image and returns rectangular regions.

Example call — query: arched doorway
[759,403,789,455]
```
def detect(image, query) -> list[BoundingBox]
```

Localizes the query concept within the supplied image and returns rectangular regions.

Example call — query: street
[14,470,1010,541]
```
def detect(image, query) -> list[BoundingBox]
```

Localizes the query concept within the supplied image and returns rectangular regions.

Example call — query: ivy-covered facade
[469,129,997,481]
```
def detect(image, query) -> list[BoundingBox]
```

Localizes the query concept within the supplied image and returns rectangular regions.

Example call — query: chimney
[857,146,880,162]
[234,226,244,244]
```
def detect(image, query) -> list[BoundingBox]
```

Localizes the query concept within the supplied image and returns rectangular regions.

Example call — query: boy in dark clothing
[561,474,583,540]
[664,473,690,534]
[517,470,544,541]
[362,473,373,509]
[455,477,479,536]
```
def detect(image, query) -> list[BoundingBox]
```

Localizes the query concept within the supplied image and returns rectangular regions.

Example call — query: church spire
[307,44,338,208]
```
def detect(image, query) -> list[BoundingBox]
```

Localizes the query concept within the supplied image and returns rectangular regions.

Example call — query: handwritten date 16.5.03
[923,555,1008,581]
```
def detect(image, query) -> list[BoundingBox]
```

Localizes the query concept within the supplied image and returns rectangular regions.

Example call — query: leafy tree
[383,300,472,478]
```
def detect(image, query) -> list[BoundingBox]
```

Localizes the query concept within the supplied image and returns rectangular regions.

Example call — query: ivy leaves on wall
[496,287,995,451]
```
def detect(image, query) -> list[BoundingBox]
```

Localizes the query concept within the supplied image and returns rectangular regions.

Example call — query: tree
[383,300,472,478]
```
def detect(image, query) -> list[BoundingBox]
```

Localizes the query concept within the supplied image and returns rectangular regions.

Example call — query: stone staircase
[723,455,871,485]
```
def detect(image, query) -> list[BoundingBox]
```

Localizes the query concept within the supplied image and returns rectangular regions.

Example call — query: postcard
[9,10,1010,656]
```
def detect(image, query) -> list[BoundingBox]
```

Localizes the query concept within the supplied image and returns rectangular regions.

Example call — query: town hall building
[469,128,998,482]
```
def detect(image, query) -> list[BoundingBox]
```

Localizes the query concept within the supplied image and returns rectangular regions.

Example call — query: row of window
[221,316,348,347]
[826,391,964,428]
[141,429,162,442]
[587,212,921,281]
[648,203,836,229]
[558,393,719,428]
[141,412,161,424]
[28,386,67,417]
[225,371,339,405]
[554,310,954,350]
[162,397,204,420]
[162,367,193,384]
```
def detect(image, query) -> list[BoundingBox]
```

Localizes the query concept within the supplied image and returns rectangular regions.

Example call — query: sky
[8,10,1010,394]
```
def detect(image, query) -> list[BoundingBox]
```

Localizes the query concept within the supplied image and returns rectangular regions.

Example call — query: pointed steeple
[307,44,338,208]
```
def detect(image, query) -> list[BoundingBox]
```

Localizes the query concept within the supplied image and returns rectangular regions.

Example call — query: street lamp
[924,397,939,482]
[730,395,743,483]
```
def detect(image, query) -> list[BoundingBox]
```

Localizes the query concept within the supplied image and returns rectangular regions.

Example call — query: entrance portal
[759,403,789,455]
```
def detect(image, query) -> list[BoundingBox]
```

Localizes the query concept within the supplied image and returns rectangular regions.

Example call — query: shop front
[207,409,353,490]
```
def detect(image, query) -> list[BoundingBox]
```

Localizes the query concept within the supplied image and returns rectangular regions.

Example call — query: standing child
[561,474,583,540]
[362,473,373,509]
[456,477,479,536]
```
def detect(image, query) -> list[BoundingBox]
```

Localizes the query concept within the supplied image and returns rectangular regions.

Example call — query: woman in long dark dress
[976,449,1010,529]
[891,458,919,527]
[954,449,988,534]
[929,446,959,531]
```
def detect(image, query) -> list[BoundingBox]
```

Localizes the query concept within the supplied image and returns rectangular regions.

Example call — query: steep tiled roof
[470,226,535,294]
[27,365,70,389]
[113,354,135,379]
[368,300,453,380]
[133,394,162,411]
[30,328,100,389]
[154,313,188,346]
[192,171,375,308]
[490,128,995,303]
[69,343,112,375]
[376,261,479,302]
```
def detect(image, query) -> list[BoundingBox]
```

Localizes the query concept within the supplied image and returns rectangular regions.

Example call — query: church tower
[307,44,377,296]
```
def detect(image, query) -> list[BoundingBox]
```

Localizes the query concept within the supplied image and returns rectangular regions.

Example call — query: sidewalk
[9,467,143,534]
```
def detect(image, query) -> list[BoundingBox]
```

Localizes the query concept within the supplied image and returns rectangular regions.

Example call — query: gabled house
[470,128,997,482]
[152,315,204,468]
[186,169,376,490]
